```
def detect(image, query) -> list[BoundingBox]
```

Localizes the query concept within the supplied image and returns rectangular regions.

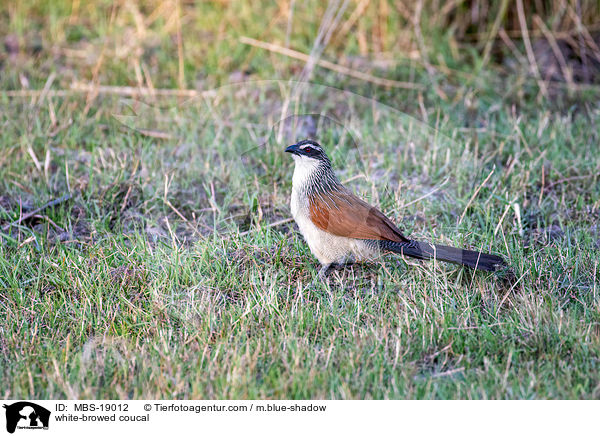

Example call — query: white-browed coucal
[285,139,506,279]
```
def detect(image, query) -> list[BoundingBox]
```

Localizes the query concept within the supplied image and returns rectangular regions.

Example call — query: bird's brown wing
[309,188,410,243]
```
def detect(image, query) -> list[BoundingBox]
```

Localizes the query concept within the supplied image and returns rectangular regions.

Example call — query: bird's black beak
[285,143,300,155]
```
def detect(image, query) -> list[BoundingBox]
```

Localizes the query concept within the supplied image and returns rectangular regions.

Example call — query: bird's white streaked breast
[290,156,377,265]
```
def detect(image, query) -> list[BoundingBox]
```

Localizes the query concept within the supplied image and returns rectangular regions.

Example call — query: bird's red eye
[304,147,312,152]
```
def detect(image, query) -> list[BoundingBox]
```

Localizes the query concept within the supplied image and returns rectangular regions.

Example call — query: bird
[285,139,507,280]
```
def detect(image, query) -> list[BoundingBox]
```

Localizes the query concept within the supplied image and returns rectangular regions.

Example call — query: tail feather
[380,240,506,272]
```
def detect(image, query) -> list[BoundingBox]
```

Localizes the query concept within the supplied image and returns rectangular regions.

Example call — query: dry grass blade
[480,0,510,68]
[298,0,350,84]
[565,1,600,64]
[175,0,185,90]
[516,0,548,97]
[239,36,424,89]
[458,168,494,225]
[72,82,202,97]
[533,15,575,89]
[332,0,370,45]
[2,83,208,98]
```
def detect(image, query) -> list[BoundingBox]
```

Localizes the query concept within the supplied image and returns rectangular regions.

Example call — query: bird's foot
[317,263,332,283]
[318,261,356,280]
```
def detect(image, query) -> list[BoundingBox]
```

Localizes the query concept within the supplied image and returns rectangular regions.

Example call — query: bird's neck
[292,156,341,197]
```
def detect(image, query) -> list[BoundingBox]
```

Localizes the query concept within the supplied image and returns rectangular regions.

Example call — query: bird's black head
[285,139,328,161]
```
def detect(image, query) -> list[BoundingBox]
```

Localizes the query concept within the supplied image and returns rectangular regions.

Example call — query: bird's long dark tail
[378,240,506,272]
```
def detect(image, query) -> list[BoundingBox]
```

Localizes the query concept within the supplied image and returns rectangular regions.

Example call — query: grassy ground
[1,1,600,399]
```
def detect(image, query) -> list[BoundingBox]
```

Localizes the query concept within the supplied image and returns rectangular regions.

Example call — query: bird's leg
[318,263,333,281]
[317,258,355,282]
[305,264,332,290]
[316,256,356,285]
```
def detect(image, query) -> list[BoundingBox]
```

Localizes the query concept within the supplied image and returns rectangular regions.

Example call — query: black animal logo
[3,402,50,434]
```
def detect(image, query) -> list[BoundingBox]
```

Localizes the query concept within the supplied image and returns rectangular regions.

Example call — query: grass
[1,1,599,399]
